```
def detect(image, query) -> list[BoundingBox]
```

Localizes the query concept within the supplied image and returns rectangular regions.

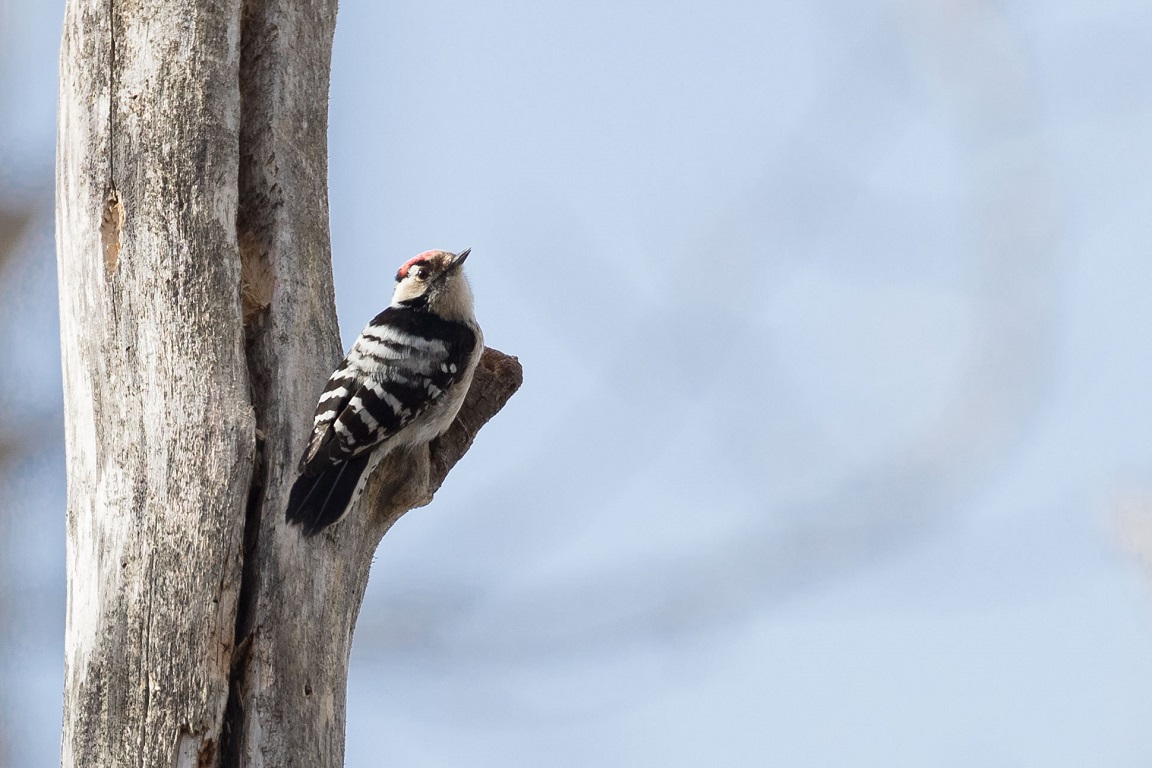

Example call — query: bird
[285,248,483,535]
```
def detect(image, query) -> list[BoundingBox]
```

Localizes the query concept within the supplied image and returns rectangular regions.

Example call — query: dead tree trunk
[56,1,521,766]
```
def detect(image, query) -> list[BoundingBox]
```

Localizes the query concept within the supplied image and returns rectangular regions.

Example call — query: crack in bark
[219,431,263,766]
[222,0,273,760]
[103,0,122,279]
[139,551,155,768]
[106,0,117,185]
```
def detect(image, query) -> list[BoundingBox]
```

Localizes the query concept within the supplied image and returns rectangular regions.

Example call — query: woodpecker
[285,248,483,535]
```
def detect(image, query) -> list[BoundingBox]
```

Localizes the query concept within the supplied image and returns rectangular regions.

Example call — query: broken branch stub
[361,346,524,534]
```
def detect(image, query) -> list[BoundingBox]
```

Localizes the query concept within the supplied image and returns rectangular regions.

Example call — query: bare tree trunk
[56,1,521,766]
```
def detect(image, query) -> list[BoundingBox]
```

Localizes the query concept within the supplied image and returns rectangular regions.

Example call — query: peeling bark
[57,1,522,766]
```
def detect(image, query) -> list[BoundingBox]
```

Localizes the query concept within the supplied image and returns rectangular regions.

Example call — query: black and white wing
[285,307,478,535]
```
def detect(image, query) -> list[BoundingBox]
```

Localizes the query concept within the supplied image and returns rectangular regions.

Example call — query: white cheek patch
[392,276,426,305]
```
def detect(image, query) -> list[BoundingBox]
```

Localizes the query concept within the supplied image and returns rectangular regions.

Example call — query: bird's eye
[413,267,431,281]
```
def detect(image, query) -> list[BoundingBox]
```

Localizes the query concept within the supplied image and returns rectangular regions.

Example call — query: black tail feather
[285,454,373,536]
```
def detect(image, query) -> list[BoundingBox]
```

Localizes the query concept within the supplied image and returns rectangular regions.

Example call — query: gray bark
[56,1,521,767]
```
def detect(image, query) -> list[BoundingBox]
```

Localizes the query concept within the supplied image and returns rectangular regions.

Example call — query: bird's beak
[450,247,471,270]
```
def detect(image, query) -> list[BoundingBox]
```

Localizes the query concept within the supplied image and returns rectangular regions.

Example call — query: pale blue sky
[2,1,1152,765]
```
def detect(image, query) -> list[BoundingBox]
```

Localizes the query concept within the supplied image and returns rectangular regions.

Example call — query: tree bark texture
[56,1,522,766]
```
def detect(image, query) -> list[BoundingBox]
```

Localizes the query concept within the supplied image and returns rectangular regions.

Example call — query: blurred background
[3,0,1152,765]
